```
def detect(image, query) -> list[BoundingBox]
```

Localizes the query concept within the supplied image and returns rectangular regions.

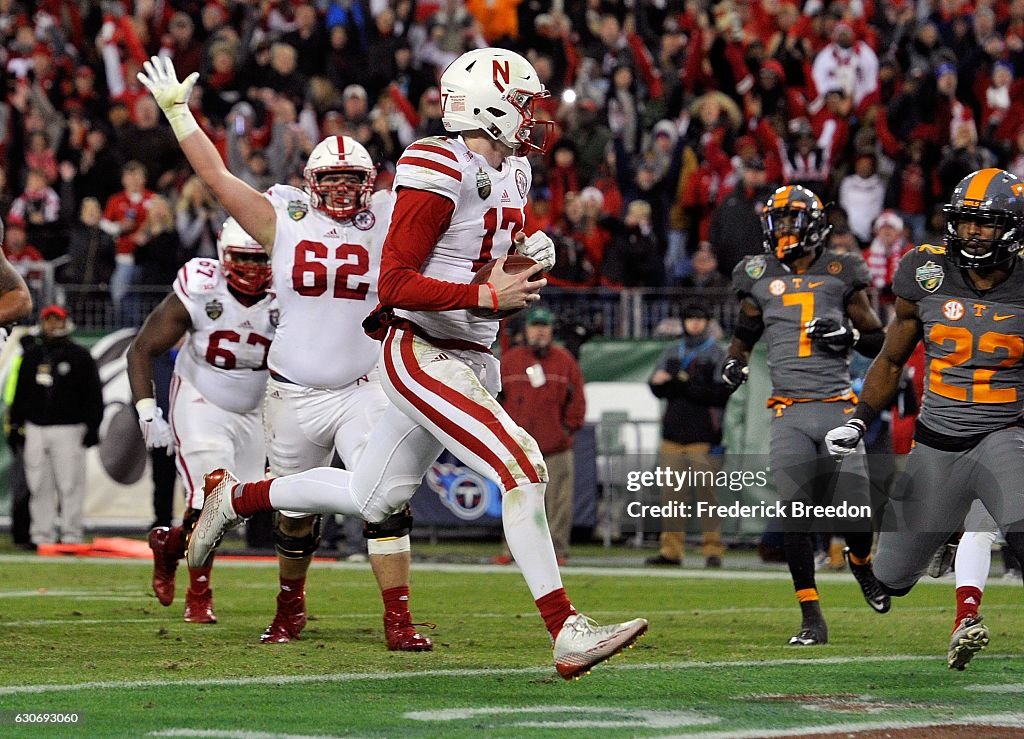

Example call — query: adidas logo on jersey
[501,189,511,203]
[431,352,450,362]
[324,228,339,238]
[240,320,254,329]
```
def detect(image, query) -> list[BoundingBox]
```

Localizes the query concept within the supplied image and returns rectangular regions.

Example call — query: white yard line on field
[669,713,1024,739]
[1,653,1021,695]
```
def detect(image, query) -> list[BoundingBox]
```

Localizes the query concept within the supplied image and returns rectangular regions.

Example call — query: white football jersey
[392,136,531,347]
[264,186,393,389]
[173,258,277,413]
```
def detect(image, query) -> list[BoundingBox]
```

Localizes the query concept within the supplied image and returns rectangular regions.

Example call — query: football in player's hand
[469,254,543,320]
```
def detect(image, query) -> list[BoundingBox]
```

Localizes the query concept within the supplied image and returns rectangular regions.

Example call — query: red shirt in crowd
[500,342,586,457]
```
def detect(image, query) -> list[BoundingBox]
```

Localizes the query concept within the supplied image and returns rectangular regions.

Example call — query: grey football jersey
[893,245,1024,436]
[732,251,870,399]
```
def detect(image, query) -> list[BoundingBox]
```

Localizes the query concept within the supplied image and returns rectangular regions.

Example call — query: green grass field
[2,550,1024,737]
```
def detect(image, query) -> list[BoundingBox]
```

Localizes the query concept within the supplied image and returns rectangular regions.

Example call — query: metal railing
[28,262,738,337]
[540,286,739,338]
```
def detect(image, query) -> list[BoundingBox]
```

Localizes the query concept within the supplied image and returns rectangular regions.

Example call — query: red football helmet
[303,135,376,220]
[217,218,271,296]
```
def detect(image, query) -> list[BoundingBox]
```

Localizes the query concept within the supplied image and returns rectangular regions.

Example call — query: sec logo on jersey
[769,279,787,296]
[943,300,965,321]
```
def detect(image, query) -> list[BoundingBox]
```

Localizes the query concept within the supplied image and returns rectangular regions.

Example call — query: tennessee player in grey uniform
[828,168,1024,670]
[724,185,889,646]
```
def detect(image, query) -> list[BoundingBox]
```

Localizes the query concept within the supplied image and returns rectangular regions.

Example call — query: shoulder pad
[174,258,223,302]
[916,243,946,255]
[395,138,464,202]
[264,185,310,211]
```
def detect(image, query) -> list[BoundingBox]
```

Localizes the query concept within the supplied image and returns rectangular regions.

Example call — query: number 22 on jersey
[929,324,1023,403]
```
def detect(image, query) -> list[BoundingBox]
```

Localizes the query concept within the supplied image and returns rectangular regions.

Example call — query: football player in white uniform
[128,218,275,623]
[183,48,648,680]
[138,57,430,650]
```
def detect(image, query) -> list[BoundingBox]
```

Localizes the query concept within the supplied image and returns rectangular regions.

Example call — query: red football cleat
[148,527,179,607]
[260,597,308,644]
[183,588,217,624]
[384,611,434,651]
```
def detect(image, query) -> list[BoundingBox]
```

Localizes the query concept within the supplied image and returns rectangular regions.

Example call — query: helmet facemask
[499,88,554,156]
[309,168,374,220]
[762,204,829,265]
[944,206,1023,269]
[222,247,271,296]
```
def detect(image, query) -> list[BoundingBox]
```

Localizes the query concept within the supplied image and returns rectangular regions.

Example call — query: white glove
[517,231,556,271]
[136,55,200,140]
[137,398,174,455]
[824,419,866,460]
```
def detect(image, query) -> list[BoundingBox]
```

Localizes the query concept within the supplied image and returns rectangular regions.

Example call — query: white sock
[502,482,564,600]
[955,530,997,590]
[269,467,362,516]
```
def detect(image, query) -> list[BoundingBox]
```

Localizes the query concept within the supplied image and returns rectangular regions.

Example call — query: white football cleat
[947,615,989,671]
[186,469,244,568]
[553,613,648,680]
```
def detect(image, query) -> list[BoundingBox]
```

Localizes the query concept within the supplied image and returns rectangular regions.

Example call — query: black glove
[83,427,100,448]
[805,317,858,355]
[722,357,749,391]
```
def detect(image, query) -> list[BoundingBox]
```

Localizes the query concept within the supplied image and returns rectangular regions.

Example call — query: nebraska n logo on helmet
[761,185,831,267]
[303,135,376,220]
[943,168,1024,269]
[217,217,271,296]
[438,48,555,156]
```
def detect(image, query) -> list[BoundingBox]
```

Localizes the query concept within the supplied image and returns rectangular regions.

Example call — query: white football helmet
[217,217,271,296]
[303,135,376,220]
[439,48,554,156]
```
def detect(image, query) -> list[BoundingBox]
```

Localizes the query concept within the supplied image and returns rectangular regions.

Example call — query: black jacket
[649,334,729,446]
[10,335,104,435]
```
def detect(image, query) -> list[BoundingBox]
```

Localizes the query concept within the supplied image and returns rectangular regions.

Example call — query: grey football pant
[769,401,873,533]
[875,426,1024,591]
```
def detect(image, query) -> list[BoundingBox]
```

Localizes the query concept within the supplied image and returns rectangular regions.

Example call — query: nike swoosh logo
[843,407,855,414]
[808,281,825,288]
[994,314,1015,321]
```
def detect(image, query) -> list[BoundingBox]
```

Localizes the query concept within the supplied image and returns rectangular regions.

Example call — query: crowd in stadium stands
[2,0,1024,324]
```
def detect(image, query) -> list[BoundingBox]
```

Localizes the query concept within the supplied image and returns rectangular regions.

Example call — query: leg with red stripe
[383,330,648,678]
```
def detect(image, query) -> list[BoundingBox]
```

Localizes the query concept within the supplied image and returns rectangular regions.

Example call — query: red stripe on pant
[382,329,533,491]
[168,374,196,506]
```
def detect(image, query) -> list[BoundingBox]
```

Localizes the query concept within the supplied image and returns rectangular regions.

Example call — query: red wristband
[486,282,499,312]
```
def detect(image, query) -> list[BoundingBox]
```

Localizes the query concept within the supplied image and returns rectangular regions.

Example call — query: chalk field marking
[403,705,718,729]
[2,654,1022,696]
[678,713,1024,739]
[965,683,1024,693]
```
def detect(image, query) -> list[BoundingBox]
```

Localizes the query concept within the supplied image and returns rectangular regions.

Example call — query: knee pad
[363,505,412,540]
[273,514,322,560]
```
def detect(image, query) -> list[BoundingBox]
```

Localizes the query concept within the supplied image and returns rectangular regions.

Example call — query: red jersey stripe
[407,143,459,161]
[397,156,462,182]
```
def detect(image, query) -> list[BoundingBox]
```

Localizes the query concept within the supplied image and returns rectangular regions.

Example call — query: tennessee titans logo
[425,462,501,520]
[353,210,376,231]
